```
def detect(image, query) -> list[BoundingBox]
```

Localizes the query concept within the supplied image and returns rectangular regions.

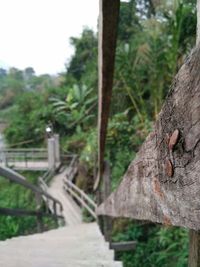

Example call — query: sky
[0,0,99,75]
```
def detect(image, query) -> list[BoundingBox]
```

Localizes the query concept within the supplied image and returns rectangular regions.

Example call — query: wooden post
[188,230,200,267]
[96,161,112,241]
[54,134,60,164]
[102,161,112,242]
[35,193,43,233]
[53,201,58,227]
[48,138,56,170]
[25,152,27,168]
[96,186,104,235]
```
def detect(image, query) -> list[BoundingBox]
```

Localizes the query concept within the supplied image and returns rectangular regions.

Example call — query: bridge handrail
[0,166,63,214]
[63,177,97,219]
[1,148,47,152]
[40,168,55,185]
[61,154,78,181]
[0,207,63,219]
[0,149,49,170]
[61,153,77,162]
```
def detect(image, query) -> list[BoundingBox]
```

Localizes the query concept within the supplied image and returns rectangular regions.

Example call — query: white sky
[0,0,99,75]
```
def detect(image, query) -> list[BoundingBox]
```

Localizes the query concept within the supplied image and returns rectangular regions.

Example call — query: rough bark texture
[97,44,200,230]
[95,0,120,190]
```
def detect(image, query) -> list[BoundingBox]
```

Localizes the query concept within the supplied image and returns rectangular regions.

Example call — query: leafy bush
[0,171,56,240]
[113,222,188,267]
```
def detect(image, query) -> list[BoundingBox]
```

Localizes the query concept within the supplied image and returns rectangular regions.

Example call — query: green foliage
[66,28,98,89]
[0,171,57,240]
[4,92,51,146]
[50,84,97,131]
[113,0,196,121]
[0,67,58,110]
[113,223,189,267]
[82,207,95,223]
[3,87,71,146]
[106,112,152,190]
[0,172,35,239]
[79,129,97,169]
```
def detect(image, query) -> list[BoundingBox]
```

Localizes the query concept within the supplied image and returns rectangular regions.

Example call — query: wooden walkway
[0,148,51,171]
[47,167,82,225]
[5,161,49,171]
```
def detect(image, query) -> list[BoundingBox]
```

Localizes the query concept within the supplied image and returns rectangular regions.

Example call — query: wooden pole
[96,161,112,242]
[102,161,112,242]
[94,0,120,191]
[35,193,43,233]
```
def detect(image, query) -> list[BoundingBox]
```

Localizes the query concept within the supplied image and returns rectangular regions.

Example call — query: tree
[24,67,35,80]
[65,28,98,89]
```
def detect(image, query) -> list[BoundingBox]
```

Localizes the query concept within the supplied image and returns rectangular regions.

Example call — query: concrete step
[0,259,123,267]
[0,223,123,266]
[4,223,105,242]
[0,244,114,261]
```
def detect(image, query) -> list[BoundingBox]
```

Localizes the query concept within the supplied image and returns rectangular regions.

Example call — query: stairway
[0,166,122,266]
[0,223,122,267]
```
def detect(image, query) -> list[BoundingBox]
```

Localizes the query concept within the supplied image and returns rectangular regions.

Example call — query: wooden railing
[38,168,59,218]
[63,177,97,220]
[39,168,55,185]
[0,166,64,231]
[65,154,78,181]
[61,154,97,219]
[61,153,77,165]
[0,148,48,170]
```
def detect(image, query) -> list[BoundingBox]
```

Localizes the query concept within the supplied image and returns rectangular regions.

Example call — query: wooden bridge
[0,148,50,171]
[0,135,61,171]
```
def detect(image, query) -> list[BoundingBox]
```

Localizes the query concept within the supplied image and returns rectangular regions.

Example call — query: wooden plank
[97,44,200,230]
[94,0,120,190]
[110,241,137,252]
